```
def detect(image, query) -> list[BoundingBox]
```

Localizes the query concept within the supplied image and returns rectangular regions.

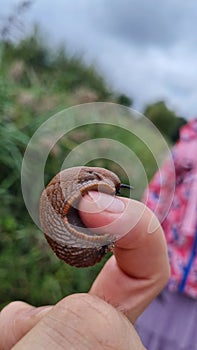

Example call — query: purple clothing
[136,287,197,350]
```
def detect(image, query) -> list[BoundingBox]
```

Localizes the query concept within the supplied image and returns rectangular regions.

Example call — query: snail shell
[39,166,121,267]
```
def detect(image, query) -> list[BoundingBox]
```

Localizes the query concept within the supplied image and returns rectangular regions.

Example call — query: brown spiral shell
[39,166,121,267]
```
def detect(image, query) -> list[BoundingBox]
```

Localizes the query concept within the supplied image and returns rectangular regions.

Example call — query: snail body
[39,166,121,267]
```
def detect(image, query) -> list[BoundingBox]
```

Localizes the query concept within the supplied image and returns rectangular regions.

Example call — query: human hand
[0,192,170,349]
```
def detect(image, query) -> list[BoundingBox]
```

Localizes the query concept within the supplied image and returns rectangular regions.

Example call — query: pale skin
[0,192,170,350]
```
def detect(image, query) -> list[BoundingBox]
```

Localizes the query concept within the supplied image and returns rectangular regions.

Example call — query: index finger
[79,191,170,323]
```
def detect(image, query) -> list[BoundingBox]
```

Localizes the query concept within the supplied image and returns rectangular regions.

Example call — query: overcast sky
[1,0,197,119]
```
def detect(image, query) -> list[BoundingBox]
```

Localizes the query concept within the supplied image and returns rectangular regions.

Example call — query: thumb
[13,294,145,350]
[79,191,170,322]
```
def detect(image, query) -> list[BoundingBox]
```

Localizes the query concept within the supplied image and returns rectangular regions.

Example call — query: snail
[39,166,132,267]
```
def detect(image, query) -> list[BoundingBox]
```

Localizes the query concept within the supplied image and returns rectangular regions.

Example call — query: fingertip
[79,192,148,245]
[79,191,126,229]
[0,301,35,321]
[0,301,53,349]
[0,301,34,350]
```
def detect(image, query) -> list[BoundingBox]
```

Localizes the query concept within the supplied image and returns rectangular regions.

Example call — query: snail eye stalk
[120,183,134,190]
[116,183,134,194]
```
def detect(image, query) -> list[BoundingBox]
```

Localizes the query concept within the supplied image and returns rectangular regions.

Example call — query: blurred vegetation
[144,100,187,142]
[0,5,186,309]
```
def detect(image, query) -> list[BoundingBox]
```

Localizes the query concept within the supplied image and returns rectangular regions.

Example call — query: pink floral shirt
[144,119,197,298]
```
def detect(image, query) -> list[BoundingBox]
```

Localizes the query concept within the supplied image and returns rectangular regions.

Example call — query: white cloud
[1,0,197,118]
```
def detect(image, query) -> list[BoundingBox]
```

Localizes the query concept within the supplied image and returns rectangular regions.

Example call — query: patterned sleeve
[142,150,175,224]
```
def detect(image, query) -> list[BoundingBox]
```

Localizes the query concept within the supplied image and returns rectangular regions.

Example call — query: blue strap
[178,228,197,293]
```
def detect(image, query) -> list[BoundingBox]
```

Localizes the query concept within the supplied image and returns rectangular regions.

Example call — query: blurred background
[0,0,193,309]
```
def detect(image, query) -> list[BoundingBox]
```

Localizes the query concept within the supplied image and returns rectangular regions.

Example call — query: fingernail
[88,191,125,213]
